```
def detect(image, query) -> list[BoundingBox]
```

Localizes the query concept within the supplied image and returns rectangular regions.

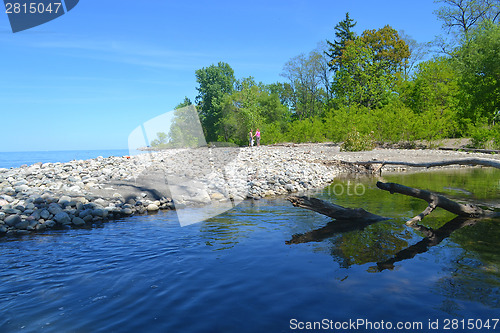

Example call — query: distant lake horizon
[0,149,133,169]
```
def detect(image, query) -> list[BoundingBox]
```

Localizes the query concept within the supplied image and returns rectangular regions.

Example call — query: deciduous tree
[195,62,235,142]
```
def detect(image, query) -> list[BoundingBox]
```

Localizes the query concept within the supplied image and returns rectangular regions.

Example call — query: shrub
[340,129,375,152]
[286,117,326,143]
[469,120,494,149]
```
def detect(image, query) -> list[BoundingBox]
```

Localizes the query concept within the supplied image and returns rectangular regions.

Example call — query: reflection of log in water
[287,179,499,272]
[286,219,384,245]
[286,196,389,245]
[375,217,480,271]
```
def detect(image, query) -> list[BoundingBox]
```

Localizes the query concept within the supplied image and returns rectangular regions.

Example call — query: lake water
[0,149,130,169]
[1,168,499,332]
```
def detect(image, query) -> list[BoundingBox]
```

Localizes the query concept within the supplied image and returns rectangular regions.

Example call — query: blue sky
[0,0,443,152]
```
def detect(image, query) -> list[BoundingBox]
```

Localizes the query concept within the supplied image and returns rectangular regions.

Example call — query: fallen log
[376,182,500,224]
[287,196,387,222]
[286,196,388,245]
[347,158,500,171]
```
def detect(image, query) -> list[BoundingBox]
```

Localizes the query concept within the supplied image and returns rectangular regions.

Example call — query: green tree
[150,132,168,148]
[168,105,206,148]
[407,57,460,114]
[218,79,290,145]
[361,25,411,74]
[332,26,410,108]
[281,51,328,119]
[175,96,193,109]
[455,21,500,125]
[325,12,357,72]
[195,62,235,142]
[267,81,295,110]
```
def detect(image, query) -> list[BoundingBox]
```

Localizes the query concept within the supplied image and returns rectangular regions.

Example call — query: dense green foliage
[168,1,500,151]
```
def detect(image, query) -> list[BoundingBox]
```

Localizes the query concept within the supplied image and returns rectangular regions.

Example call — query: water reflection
[374,217,482,271]
[287,168,500,272]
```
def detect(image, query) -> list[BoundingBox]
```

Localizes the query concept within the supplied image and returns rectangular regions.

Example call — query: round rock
[53,212,71,225]
[4,214,21,227]
[147,204,159,212]
[72,217,86,226]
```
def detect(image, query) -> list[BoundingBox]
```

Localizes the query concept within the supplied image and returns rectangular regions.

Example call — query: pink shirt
[255,130,260,138]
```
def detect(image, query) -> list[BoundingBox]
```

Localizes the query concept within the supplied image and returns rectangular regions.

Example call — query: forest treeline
[157,0,500,151]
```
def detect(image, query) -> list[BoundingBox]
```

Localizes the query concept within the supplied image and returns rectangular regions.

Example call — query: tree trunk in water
[376,181,499,223]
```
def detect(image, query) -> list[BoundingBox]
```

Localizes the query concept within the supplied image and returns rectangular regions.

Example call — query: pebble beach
[1,143,499,236]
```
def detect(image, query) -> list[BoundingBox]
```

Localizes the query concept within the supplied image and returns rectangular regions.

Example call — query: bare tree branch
[376,181,500,219]
[345,158,500,171]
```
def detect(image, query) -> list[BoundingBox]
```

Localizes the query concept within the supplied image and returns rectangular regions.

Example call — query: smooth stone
[53,212,71,224]
[48,203,63,215]
[34,197,45,204]
[14,185,30,192]
[44,220,56,228]
[147,204,159,212]
[72,217,86,226]
[30,210,41,220]
[40,209,50,220]
[36,223,47,231]
[0,225,7,234]
[58,195,72,206]
[3,208,21,215]
[285,184,294,192]
[79,209,93,218]
[94,198,109,207]
[14,219,29,230]
[0,212,5,220]
[210,192,226,200]
[92,209,107,218]
[4,215,21,227]
[2,195,14,203]
[2,187,16,196]
[121,208,134,215]
[83,215,93,223]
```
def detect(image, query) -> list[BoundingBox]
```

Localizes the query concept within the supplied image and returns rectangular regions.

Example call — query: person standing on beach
[255,128,261,147]
[249,130,254,147]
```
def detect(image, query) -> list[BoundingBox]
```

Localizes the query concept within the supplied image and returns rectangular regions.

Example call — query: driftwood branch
[348,158,500,171]
[406,203,436,225]
[376,182,499,223]
[286,196,388,245]
[287,196,387,222]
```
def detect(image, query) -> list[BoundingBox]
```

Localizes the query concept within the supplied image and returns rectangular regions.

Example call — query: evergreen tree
[325,12,357,72]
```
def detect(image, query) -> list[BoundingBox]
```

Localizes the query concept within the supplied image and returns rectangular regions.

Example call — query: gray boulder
[72,217,86,226]
[53,212,71,224]
[48,203,63,215]
[4,214,21,227]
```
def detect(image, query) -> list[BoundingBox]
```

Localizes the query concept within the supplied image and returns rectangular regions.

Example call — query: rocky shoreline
[1,143,499,236]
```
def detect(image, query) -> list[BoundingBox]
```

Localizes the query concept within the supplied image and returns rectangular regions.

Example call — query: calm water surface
[1,168,499,332]
[0,149,130,169]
